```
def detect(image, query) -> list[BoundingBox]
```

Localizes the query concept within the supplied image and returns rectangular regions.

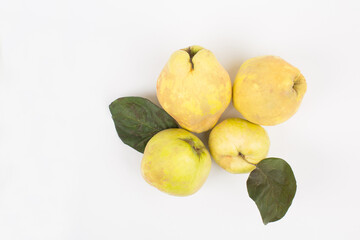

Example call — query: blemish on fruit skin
[238,151,246,159]
[218,155,233,170]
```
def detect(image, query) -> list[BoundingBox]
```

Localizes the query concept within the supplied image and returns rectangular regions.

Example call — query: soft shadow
[225,57,247,84]
[142,92,160,106]
[115,90,160,107]
[195,129,226,173]
[196,130,211,150]
[227,63,240,84]
[218,101,244,123]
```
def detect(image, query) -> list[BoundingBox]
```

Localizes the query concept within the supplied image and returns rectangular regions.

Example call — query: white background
[1,0,360,239]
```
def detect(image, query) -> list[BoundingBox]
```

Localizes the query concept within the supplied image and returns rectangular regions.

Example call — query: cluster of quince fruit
[110,45,306,224]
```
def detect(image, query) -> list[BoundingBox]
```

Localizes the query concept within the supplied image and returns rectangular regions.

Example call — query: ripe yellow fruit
[233,56,307,126]
[157,46,232,133]
[141,128,211,196]
[209,118,270,173]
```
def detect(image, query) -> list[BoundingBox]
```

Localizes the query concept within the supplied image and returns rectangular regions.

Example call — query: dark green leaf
[109,97,178,153]
[247,158,297,225]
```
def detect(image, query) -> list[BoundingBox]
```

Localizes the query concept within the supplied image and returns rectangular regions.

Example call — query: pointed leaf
[247,158,297,224]
[109,97,178,153]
